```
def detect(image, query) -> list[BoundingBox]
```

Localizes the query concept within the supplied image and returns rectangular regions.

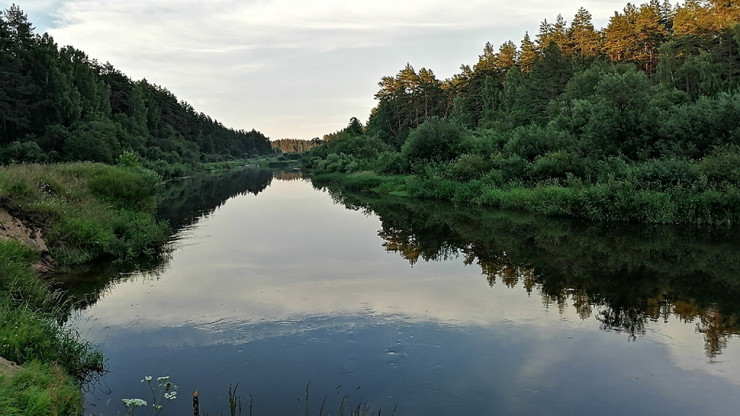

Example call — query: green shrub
[631,158,699,190]
[335,172,383,191]
[64,120,122,164]
[87,165,160,211]
[491,154,532,183]
[699,144,740,185]
[0,141,47,164]
[451,154,488,181]
[503,124,574,161]
[375,151,408,174]
[532,150,585,181]
[402,117,466,163]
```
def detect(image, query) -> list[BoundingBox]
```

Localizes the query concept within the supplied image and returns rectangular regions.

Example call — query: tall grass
[310,167,739,225]
[0,361,84,416]
[0,162,170,415]
[0,162,170,265]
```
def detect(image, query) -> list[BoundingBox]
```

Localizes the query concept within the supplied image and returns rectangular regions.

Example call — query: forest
[0,5,273,177]
[305,0,740,225]
[271,138,322,153]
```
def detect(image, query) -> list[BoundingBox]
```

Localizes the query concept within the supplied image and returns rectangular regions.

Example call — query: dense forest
[0,5,272,177]
[305,0,740,225]
[271,138,321,153]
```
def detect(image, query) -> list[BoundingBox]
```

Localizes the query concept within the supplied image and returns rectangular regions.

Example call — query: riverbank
[0,162,172,415]
[309,168,740,225]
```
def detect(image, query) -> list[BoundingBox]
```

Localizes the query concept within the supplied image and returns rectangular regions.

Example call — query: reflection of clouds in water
[72,178,740,394]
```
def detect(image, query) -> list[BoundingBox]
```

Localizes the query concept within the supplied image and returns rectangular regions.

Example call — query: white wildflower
[122,398,147,407]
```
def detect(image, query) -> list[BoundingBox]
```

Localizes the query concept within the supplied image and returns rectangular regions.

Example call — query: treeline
[0,6,272,177]
[305,0,740,224]
[271,138,322,153]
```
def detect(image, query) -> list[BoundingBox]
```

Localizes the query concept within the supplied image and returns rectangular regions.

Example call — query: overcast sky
[20,1,629,140]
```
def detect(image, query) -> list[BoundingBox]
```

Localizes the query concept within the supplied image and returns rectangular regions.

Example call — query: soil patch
[0,357,20,378]
[0,206,55,273]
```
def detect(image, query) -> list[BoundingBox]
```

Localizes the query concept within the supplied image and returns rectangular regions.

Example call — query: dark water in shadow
[56,168,740,416]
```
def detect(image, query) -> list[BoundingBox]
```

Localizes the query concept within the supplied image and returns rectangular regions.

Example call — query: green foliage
[302,1,740,224]
[0,242,104,386]
[503,124,575,161]
[0,306,104,382]
[451,154,488,181]
[401,117,466,163]
[0,141,46,164]
[64,119,122,164]
[0,361,84,416]
[0,163,170,265]
[0,7,272,171]
[532,150,585,181]
[630,158,699,190]
[699,145,740,185]
[0,241,48,310]
[87,164,160,211]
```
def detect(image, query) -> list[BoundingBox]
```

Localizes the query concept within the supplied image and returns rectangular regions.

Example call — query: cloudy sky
[21,1,628,140]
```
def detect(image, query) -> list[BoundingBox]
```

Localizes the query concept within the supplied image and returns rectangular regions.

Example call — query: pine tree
[568,7,601,57]
[518,32,538,72]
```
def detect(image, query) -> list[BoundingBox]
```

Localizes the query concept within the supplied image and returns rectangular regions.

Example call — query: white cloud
[22,0,629,139]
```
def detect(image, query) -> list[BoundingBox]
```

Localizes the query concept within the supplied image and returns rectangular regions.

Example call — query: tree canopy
[306,0,740,225]
[0,6,272,176]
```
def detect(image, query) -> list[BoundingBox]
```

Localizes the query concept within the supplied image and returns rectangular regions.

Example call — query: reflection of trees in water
[158,168,275,230]
[55,252,172,318]
[272,170,304,182]
[57,169,277,313]
[322,186,740,359]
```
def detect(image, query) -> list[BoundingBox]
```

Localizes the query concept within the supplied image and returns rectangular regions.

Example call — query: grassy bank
[310,170,739,225]
[0,162,170,265]
[0,162,172,415]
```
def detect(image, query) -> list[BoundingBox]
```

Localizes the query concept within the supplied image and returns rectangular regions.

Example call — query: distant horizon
[23,1,630,140]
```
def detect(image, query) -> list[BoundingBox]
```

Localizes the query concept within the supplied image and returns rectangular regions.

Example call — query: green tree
[537,14,569,53]
[518,32,538,72]
[568,7,601,57]
[401,117,466,164]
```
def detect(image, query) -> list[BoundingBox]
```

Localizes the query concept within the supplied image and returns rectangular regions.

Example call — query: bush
[490,154,532,183]
[503,124,574,161]
[0,141,47,164]
[451,154,488,181]
[631,158,700,190]
[375,151,408,175]
[401,117,466,164]
[532,150,585,181]
[64,120,122,164]
[87,165,161,211]
[698,144,740,185]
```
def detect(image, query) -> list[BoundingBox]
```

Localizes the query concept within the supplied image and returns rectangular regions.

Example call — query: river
[56,168,740,416]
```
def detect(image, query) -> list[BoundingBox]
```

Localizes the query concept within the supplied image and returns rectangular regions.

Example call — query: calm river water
[58,169,740,416]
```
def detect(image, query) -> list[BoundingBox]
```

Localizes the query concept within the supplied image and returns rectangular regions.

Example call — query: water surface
[58,169,740,416]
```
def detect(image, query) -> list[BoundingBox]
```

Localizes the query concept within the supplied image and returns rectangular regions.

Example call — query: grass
[0,162,171,266]
[0,361,84,416]
[0,240,103,415]
[309,169,739,225]
[0,162,172,415]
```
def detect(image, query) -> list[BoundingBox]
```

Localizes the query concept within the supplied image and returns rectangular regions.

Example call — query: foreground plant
[121,375,178,416]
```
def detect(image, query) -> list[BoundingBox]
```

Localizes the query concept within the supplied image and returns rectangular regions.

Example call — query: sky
[17,0,630,140]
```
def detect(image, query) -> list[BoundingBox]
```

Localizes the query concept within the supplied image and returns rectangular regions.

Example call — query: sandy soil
[0,207,48,252]
[0,207,55,273]
[0,357,20,378]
